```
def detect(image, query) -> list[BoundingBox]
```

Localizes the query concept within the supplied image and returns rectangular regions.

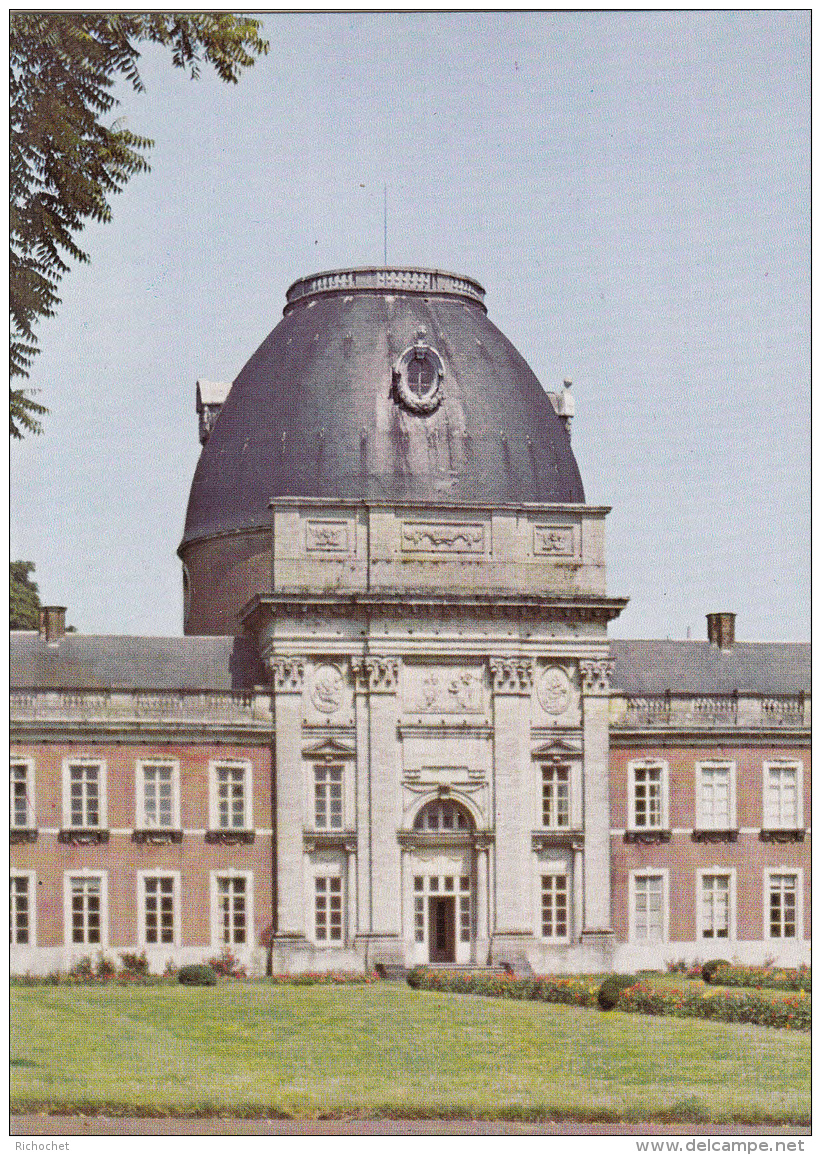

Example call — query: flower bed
[617,982,810,1031]
[269,971,379,986]
[407,968,600,1007]
[712,965,810,993]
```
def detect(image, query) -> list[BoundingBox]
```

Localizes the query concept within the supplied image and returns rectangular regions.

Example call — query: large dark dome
[181,267,584,549]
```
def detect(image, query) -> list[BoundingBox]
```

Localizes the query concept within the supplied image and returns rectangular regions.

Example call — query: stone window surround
[312,867,345,945]
[763,867,804,942]
[10,868,37,947]
[63,868,108,948]
[210,869,254,949]
[61,756,107,831]
[137,869,182,948]
[627,759,670,834]
[208,758,254,834]
[762,759,804,831]
[696,867,737,943]
[694,760,738,833]
[538,870,571,943]
[10,755,36,830]
[135,758,181,831]
[628,868,670,944]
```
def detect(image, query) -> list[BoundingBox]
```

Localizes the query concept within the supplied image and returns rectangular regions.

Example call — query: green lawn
[10,983,810,1124]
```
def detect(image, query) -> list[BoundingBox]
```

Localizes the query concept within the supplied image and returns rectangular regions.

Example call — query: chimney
[706,612,736,650]
[39,605,67,644]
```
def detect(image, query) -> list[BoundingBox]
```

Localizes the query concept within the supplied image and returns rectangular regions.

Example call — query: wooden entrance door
[429,896,456,963]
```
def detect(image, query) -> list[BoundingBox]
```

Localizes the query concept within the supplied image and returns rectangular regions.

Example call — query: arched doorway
[402,798,486,965]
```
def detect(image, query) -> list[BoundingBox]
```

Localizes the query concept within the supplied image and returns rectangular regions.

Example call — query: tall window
[144,876,175,945]
[633,874,664,941]
[541,766,569,829]
[768,874,798,939]
[213,764,250,830]
[700,874,731,940]
[10,876,31,945]
[315,876,343,942]
[69,876,103,944]
[630,763,666,830]
[140,763,176,829]
[540,875,568,939]
[216,876,247,944]
[314,765,343,830]
[68,762,102,828]
[698,764,733,829]
[10,761,33,828]
[764,764,800,828]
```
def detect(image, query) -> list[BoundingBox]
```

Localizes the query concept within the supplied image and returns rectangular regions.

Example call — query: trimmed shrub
[178,964,218,987]
[407,968,600,1008]
[712,965,810,993]
[269,970,378,986]
[406,966,426,990]
[597,974,638,1011]
[119,951,150,976]
[618,981,810,1032]
[702,959,731,984]
[207,948,247,979]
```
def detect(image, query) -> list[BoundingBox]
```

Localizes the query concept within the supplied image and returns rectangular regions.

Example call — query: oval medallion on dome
[393,329,444,415]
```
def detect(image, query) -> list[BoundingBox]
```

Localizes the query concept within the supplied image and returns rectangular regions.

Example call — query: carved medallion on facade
[537,666,573,715]
[401,522,485,554]
[306,520,350,552]
[533,525,575,557]
[412,668,483,713]
[311,664,345,714]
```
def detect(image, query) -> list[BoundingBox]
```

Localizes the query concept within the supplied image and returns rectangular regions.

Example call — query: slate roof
[181,266,585,547]
[9,633,264,690]
[609,640,810,696]
[10,633,809,696]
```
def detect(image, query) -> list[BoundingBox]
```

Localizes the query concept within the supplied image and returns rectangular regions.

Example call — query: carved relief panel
[304,661,355,724]
[532,661,581,726]
[532,521,580,560]
[402,663,487,716]
[401,522,487,555]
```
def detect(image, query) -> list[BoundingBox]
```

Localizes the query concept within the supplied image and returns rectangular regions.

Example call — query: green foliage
[10,12,268,435]
[269,971,379,986]
[119,951,150,977]
[406,968,601,1007]
[618,980,810,1031]
[207,948,247,979]
[178,964,218,986]
[714,965,810,993]
[702,959,731,984]
[597,974,639,1011]
[10,560,40,629]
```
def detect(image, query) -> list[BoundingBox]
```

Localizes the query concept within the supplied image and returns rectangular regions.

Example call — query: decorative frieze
[401,522,485,553]
[489,657,533,694]
[579,659,614,695]
[531,831,584,851]
[270,657,305,693]
[405,666,484,713]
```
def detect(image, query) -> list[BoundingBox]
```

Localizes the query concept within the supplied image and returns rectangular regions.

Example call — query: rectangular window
[768,874,797,939]
[144,876,175,945]
[70,876,102,944]
[69,763,101,827]
[216,876,247,944]
[700,874,731,939]
[634,874,664,941]
[541,766,570,829]
[764,764,800,828]
[698,764,732,829]
[315,876,343,942]
[541,875,568,939]
[314,765,343,830]
[141,763,176,828]
[10,761,33,828]
[216,766,246,830]
[10,876,31,945]
[632,766,663,829]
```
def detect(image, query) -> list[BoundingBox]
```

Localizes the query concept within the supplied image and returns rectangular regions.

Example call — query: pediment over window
[531,737,582,758]
[302,737,356,760]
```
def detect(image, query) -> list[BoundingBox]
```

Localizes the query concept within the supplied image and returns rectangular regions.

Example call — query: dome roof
[181,267,584,547]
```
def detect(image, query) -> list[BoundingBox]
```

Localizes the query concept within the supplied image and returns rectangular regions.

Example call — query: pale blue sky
[10,11,809,641]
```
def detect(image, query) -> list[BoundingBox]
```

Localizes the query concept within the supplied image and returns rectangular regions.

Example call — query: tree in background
[10,13,269,437]
[10,561,41,629]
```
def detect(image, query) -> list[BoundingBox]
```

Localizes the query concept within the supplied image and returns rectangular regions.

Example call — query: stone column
[579,657,616,969]
[344,839,357,947]
[489,657,536,971]
[352,660,370,941]
[269,656,308,944]
[475,839,490,963]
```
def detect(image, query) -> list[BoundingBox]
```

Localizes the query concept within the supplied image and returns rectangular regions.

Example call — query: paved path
[10,1116,811,1137]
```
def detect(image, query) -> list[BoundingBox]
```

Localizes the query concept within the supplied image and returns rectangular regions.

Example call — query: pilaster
[580,657,615,938]
[268,655,308,942]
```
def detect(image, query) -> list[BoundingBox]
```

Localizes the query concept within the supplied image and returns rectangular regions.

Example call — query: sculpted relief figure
[414,669,483,713]
[537,666,573,715]
[311,664,345,714]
